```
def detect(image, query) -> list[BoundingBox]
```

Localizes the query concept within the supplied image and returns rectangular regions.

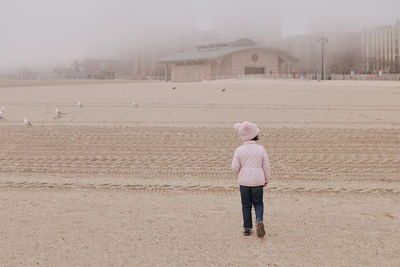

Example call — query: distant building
[325,32,362,74]
[54,67,89,80]
[73,59,132,79]
[362,19,400,73]
[54,59,133,80]
[16,69,40,80]
[284,32,362,75]
[213,3,282,46]
[284,35,319,73]
[158,38,298,82]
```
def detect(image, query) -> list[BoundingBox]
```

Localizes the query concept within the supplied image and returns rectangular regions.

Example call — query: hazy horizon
[1,0,400,71]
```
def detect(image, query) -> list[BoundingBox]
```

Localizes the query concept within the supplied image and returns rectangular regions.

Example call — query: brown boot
[256,221,265,237]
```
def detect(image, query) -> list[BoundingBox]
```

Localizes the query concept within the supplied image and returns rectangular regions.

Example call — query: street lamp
[318,37,328,80]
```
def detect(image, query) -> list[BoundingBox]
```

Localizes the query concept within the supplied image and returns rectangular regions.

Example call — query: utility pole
[318,37,328,80]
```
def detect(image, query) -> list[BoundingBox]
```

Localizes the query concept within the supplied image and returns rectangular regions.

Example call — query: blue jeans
[240,185,264,230]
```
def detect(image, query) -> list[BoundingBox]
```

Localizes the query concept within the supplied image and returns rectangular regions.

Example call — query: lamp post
[318,37,328,80]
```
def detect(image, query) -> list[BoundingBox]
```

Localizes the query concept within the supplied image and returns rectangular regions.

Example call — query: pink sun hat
[233,121,260,141]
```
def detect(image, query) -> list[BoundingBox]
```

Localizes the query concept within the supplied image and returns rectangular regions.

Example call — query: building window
[251,54,259,62]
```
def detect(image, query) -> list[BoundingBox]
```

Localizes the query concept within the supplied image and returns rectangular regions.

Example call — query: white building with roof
[158,38,298,82]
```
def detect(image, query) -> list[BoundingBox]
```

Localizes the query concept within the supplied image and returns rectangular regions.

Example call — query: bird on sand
[56,108,66,116]
[0,111,6,120]
[77,101,83,107]
[132,101,138,107]
[24,117,32,127]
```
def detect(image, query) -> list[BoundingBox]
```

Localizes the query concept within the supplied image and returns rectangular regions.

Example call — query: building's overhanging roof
[158,45,299,63]
[196,38,257,50]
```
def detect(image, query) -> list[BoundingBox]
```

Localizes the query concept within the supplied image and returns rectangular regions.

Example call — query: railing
[4,72,400,82]
[223,73,400,81]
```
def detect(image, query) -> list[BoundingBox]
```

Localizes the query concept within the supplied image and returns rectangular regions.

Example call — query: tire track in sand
[0,181,399,198]
[0,126,399,183]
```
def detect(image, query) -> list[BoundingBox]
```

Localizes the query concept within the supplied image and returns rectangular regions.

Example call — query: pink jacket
[231,141,271,186]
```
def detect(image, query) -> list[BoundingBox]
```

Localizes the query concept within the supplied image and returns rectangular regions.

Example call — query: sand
[0,79,399,266]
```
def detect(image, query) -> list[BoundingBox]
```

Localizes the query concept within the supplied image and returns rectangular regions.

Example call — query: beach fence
[149,72,400,82]
[232,73,400,81]
[126,72,400,82]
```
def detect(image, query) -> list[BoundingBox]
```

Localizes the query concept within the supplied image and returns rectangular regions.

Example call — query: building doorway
[245,67,265,75]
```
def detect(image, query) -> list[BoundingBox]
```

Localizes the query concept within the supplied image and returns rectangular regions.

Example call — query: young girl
[232,121,271,237]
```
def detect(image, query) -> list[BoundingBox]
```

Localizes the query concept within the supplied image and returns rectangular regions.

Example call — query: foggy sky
[1,0,399,70]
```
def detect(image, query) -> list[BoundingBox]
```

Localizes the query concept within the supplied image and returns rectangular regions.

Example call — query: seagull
[56,109,66,116]
[132,101,138,107]
[0,111,6,120]
[77,101,83,107]
[0,106,4,112]
[24,117,32,127]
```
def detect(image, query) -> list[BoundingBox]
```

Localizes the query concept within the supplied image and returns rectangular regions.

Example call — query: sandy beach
[1,79,399,266]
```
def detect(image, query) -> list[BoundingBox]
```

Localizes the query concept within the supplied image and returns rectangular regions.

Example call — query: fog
[1,0,399,70]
